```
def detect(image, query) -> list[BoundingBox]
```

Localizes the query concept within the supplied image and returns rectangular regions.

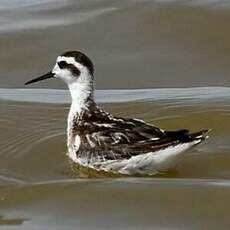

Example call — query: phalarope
[25,50,209,175]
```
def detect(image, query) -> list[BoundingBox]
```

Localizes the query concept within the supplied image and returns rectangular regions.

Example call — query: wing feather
[73,107,173,163]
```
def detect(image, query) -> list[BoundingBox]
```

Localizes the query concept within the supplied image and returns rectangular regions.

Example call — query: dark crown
[61,50,94,76]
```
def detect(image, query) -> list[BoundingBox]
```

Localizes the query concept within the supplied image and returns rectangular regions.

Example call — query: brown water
[1,0,230,229]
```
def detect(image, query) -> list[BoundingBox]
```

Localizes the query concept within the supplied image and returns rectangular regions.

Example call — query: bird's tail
[188,129,211,143]
[165,129,211,144]
[149,129,211,173]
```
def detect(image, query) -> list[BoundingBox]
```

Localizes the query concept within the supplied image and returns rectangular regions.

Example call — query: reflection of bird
[25,50,210,175]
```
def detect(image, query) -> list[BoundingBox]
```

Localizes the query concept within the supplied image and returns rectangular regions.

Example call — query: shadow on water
[0,215,28,226]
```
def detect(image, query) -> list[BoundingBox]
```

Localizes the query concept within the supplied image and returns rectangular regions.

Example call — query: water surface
[1,87,230,229]
[1,0,230,229]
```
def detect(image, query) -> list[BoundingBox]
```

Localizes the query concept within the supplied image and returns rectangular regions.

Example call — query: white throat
[68,79,93,114]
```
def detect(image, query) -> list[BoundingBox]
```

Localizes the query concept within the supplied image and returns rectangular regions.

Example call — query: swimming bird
[25,50,209,175]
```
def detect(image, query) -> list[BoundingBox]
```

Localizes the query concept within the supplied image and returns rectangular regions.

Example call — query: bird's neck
[68,79,95,115]
[67,79,95,147]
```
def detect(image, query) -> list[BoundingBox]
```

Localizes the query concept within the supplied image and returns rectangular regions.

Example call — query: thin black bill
[24,71,54,85]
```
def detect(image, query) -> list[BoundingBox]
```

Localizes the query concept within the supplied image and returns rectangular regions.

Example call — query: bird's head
[25,50,94,87]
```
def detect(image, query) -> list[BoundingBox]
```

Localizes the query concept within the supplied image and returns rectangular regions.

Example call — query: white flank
[74,135,81,151]
[99,140,201,175]
[67,135,81,162]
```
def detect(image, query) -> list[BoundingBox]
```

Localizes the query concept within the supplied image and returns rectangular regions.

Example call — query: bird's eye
[58,61,67,69]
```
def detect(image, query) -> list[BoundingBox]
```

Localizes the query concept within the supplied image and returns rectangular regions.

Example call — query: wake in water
[1,87,230,104]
